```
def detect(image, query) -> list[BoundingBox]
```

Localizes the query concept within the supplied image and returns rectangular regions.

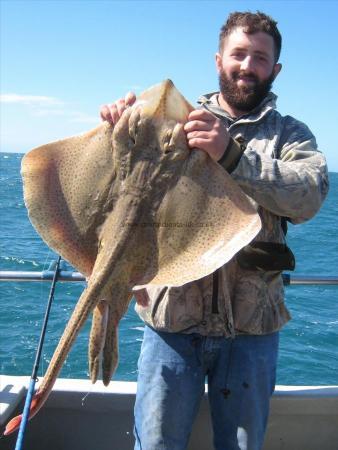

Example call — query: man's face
[216,28,281,113]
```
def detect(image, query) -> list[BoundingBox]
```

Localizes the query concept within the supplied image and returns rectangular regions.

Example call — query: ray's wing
[135,150,261,288]
[21,122,115,275]
[5,80,262,438]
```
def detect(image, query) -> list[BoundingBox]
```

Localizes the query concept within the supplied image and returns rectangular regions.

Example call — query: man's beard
[219,69,275,113]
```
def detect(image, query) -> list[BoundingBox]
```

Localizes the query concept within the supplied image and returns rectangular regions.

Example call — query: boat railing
[0,260,337,285]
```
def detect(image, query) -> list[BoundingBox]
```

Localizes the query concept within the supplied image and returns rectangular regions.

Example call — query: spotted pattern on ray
[5,80,261,436]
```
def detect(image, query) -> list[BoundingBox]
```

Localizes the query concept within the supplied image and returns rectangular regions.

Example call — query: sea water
[0,153,337,385]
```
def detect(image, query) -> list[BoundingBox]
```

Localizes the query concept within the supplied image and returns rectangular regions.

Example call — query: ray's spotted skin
[4,80,261,435]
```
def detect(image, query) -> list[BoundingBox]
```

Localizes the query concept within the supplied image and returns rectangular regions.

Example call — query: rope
[14,255,61,450]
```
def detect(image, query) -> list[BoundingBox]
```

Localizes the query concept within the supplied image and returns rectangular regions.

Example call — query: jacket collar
[197,91,277,124]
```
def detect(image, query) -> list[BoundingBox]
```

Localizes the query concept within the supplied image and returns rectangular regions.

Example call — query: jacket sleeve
[230,118,329,224]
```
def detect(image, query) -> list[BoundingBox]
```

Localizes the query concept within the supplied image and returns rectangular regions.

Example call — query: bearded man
[100,11,328,450]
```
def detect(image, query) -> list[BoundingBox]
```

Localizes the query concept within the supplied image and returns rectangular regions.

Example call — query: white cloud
[0,93,64,106]
[1,93,98,124]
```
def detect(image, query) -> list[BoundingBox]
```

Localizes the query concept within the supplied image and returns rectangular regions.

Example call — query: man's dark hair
[219,11,282,62]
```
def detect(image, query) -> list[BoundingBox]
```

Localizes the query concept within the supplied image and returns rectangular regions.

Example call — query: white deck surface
[1,375,338,449]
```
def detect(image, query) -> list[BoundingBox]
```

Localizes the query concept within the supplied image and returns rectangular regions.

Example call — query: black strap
[237,242,295,271]
[212,270,219,313]
[281,217,289,235]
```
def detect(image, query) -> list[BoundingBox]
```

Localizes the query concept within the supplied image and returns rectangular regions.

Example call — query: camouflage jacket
[135,92,329,337]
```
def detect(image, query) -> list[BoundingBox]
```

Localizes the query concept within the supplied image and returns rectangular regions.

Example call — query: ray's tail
[4,391,43,436]
[3,279,104,436]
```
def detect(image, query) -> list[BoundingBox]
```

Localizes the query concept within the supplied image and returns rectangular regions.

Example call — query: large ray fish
[5,80,261,435]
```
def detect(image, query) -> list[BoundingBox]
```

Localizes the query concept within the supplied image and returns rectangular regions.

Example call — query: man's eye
[256,55,269,64]
[232,52,245,59]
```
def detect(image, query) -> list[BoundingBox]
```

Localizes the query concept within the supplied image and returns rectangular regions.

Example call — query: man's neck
[217,93,250,119]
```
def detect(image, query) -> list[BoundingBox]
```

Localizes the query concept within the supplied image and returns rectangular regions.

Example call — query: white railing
[0,260,337,285]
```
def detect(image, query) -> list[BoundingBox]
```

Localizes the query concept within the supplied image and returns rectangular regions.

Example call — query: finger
[116,98,127,118]
[187,137,214,155]
[186,131,212,141]
[108,103,121,124]
[188,108,216,122]
[184,120,212,133]
[100,104,113,123]
[125,91,136,107]
[187,136,210,149]
[187,137,223,162]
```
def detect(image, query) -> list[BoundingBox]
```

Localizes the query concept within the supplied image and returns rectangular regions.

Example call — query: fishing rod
[13,255,61,450]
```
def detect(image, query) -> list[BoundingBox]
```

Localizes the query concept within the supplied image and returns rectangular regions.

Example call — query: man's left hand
[184,109,230,162]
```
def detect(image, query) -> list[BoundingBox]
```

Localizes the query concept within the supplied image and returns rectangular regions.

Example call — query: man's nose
[240,55,254,71]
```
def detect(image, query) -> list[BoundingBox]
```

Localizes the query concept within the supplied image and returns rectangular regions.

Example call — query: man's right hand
[99,91,136,124]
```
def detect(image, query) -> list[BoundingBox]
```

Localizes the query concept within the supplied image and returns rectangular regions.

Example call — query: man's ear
[273,62,282,80]
[215,53,222,74]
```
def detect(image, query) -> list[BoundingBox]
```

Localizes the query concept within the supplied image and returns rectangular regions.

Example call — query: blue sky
[1,0,338,171]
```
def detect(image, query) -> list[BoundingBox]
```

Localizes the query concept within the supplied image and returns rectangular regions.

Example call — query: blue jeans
[134,326,279,450]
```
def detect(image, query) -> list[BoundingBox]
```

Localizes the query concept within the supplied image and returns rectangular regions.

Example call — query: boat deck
[1,376,338,449]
